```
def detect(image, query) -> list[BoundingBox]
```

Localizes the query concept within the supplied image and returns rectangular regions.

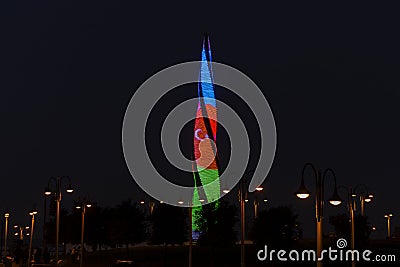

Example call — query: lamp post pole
[315,168,324,267]
[240,178,245,267]
[253,198,258,219]
[351,184,373,218]
[13,225,29,241]
[337,185,373,267]
[253,187,264,219]
[360,195,365,217]
[28,210,38,267]
[294,163,342,267]
[350,195,355,266]
[238,170,263,267]
[56,194,60,263]
[43,194,47,252]
[81,206,85,267]
[384,214,393,239]
[340,187,356,267]
[75,199,91,267]
[80,206,86,267]
[4,213,9,260]
[45,176,74,263]
[1,220,3,262]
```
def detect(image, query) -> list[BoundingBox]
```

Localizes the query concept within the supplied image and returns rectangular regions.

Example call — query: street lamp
[295,178,311,199]
[138,199,156,215]
[28,208,38,267]
[294,163,342,267]
[336,186,356,267]
[75,198,92,267]
[337,183,374,267]
[222,189,230,194]
[44,176,74,262]
[345,184,374,217]
[253,186,264,218]
[384,213,393,239]
[355,185,373,212]
[238,170,263,267]
[13,225,30,240]
[3,212,9,260]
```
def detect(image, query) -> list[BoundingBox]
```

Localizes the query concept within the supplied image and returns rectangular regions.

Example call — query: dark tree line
[250,206,301,248]
[45,200,146,251]
[44,198,310,252]
[329,213,372,248]
[44,199,239,249]
[150,203,187,245]
[194,200,238,247]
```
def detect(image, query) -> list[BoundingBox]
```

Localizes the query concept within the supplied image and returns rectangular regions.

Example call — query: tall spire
[192,34,221,232]
[203,33,211,61]
[198,34,216,136]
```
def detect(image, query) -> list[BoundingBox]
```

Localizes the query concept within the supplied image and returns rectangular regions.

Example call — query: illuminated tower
[192,35,220,231]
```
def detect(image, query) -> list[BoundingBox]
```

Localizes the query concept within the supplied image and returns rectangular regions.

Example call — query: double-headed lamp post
[339,184,374,243]
[349,184,374,217]
[75,199,92,267]
[294,163,342,267]
[13,225,30,240]
[253,187,264,219]
[139,199,155,215]
[3,212,10,260]
[44,176,74,262]
[28,209,38,267]
[384,213,393,239]
[338,185,373,267]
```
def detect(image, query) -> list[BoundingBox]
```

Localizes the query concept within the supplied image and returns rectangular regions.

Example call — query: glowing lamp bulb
[296,193,310,199]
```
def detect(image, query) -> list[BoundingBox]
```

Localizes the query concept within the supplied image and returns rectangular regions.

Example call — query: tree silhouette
[250,206,301,249]
[104,200,145,249]
[84,205,107,251]
[195,200,238,247]
[150,203,187,245]
[329,213,371,248]
[45,208,77,245]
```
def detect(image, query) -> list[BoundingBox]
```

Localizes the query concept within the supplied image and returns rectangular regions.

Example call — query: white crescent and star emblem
[194,128,209,141]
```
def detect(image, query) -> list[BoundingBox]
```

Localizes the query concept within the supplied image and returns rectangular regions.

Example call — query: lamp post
[384,213,393,239]
[253,186,264,218]
[238,170,263,267]
[75,199,91,267]
[28,209,38,267]
[360,193,373,217]
[43,193,47,252]
[44,176,74,262]
[338,186,355,267]
[338,184,374,267]
[3,212,9,260]
[139,199,156,216]
[240,178,246,267]
[13,225,30,240]
[349,184,374,217]
[294,163,342,267]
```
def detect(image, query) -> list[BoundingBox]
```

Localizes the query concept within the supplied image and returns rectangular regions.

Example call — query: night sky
[1,2,400,239]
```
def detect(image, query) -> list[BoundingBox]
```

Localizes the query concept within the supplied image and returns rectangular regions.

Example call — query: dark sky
[1,2,400,238]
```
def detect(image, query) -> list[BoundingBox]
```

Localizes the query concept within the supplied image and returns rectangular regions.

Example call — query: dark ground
[59,239,400,267]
